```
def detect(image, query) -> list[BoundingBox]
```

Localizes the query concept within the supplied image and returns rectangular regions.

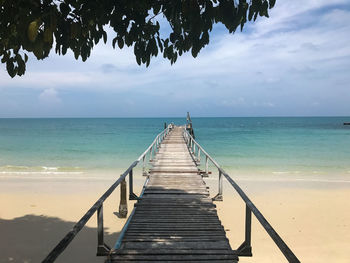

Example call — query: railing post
[149,146,153,162]
[118,177,128,218]
[205,156,209,174]
[212,170,223,201]
[237,204,253,256]
[197,148,201,162]
[142,155,146,176]
[129,169,138,200]
[245,205,252,248]
[96,204,110,256]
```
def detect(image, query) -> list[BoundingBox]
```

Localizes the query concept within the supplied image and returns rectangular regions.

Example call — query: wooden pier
[42,116,300,263]
[110,126,237,262]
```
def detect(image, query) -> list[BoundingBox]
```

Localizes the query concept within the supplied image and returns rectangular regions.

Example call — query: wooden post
[129,169,138,200]
[237,205,253,256]
[219,170,223,197]
[213,170,223,201]
[142,155,146,175]
[245,205,252,248]
[205,156,208,174]
[118,177,127,218]
[96,204,110,255]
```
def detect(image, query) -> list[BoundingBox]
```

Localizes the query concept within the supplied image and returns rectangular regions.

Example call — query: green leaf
[74,49,79,60]
[248,6,254,21]
[136,55,141,65]
[102,31,107,44]
[170,33,175,43]
[6,60,15,78]
[27,20,39,42]
[118,38,124,49]
[112,37,117,48]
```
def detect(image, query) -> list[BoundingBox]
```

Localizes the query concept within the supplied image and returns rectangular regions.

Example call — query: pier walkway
[43,116,300,263]
[110,126,237,262]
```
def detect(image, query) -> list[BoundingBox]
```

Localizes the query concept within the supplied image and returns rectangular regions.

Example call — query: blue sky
[1,0,350,117]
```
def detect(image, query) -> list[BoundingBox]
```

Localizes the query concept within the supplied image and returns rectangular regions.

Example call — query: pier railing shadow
[0,215,118,263]
[183,129,301,263]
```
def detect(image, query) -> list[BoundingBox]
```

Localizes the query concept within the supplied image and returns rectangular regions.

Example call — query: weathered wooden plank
[112,249,236,255]
[122,240,231,250]
[124,231,227,236]
[110,254,237,261]
[124,234,227,239]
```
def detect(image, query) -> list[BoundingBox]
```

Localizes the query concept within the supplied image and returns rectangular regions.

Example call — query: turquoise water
[0,117,349,177]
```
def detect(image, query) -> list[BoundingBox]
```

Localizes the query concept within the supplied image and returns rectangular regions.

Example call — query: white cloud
[39,88,62,105]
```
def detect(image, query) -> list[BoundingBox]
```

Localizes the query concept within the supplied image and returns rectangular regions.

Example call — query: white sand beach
[1,172,350,263]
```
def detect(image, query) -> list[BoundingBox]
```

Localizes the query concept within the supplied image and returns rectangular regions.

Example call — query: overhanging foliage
[0,0,275,77]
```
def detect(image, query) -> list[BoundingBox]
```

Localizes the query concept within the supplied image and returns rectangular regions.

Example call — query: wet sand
[1,173,350,263]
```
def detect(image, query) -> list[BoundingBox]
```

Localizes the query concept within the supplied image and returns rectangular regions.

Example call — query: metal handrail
[42,124,174,263]
[183,129,300,263]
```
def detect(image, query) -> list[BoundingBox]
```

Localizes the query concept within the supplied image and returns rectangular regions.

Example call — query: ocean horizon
[0,116,349,178]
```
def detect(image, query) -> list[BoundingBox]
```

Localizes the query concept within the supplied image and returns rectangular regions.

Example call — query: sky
[1,0,350,118]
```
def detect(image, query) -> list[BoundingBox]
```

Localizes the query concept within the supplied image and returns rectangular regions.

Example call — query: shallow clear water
[0,117,349,177]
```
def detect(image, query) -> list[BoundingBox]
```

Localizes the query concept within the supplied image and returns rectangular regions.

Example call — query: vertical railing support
[150,146,153,161]
[197,149,201,163]
[212,170,223,201]
[118,177,128,218]
[96,204,111,256]
[129,169,138,200]
[142,155,146,176]
[205,156,208,174]
[202,155,209,177]
[237,205,253,256]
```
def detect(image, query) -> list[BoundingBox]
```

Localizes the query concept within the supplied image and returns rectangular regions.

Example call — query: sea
[0,117,349,179]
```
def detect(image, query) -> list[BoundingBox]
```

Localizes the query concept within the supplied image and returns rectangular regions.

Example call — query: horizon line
[0,115,350,119]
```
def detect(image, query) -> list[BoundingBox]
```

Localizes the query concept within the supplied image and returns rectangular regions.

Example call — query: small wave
[0,171,83,175]
[272,171,289,174]
[42,166,58,171]
[295,178,350,184]
[272,171,302,175]
[0,165,84,174]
